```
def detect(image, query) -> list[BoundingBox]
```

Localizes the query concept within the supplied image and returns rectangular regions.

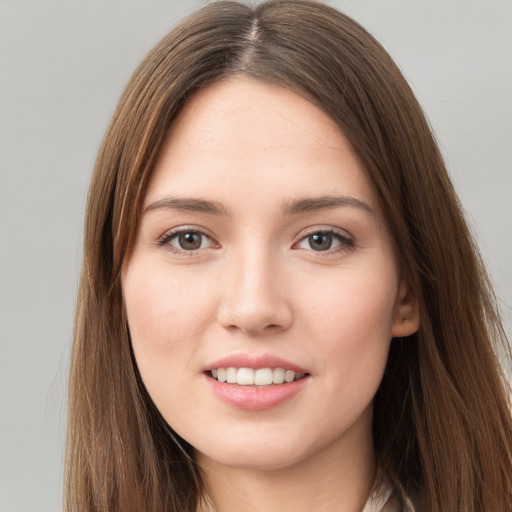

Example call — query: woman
[65,1,512,511]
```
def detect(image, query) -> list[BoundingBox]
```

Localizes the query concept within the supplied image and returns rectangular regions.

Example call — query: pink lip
[203,353,310,411]
[204,353,309,374]
[204,374,310,411]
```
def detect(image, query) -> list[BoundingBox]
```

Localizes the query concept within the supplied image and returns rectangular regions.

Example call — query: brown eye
[178,232,202,250]
[308,233,333,251]
[295,229,353,253]
[167,230,213,251]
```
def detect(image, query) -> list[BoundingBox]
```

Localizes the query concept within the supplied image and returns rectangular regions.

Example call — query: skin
[122,77,419,512]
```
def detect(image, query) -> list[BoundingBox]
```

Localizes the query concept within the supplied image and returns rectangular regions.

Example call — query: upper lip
[204,353,309,374]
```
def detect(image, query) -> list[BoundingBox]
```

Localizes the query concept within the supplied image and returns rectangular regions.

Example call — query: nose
[216,245,293,336]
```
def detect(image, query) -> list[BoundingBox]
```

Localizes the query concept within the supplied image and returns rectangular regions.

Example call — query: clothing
[361,471,417,512]
[361,478,400,512]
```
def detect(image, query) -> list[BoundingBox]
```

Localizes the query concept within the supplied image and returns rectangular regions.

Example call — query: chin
[192,426,333,473]
[198,446,308,472]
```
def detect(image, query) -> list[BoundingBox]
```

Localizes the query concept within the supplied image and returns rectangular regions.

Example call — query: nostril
[216,292,293,335]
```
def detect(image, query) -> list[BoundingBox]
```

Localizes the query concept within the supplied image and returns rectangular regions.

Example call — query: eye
[295,230,353,252]
[159,229,215,252]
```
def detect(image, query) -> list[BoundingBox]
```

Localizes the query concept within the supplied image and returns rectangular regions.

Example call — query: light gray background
[1,1,511,510]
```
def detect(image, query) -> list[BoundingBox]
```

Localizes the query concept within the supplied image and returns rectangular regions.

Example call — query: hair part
[66,1,512,511]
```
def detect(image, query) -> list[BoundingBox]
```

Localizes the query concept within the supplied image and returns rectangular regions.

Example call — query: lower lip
[205,374,310,411]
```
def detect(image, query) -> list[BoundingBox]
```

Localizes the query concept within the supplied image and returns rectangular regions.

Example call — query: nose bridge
[217,236,291,334]
[237,243,275,305]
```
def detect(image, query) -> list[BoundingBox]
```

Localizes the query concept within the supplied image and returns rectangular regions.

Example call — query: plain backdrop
[1,1,511,510]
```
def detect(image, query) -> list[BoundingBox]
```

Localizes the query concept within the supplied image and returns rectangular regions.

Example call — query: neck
[196,412,376,512]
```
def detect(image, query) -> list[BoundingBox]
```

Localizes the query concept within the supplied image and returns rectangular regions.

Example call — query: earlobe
[391,281,420,337]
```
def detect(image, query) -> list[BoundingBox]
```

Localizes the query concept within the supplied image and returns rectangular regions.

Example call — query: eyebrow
[144,197,231,216]
[144,195,374,217]
[282,195,374,216]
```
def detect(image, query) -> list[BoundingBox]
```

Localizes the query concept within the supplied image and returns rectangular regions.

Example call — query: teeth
[254,368,273,386]
[273,367,285,384]
[226,367,237,384]
[237,367,254,385]
[210,367,306,386]
[284,370,295,383]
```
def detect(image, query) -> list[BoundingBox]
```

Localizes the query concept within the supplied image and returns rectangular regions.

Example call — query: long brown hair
[65,1,512,511]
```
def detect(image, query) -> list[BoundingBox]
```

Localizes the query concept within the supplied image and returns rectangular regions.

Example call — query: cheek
[298,266,397,386]
[124,261,211,338]
[303,263,397,328]
[122,261,216,391]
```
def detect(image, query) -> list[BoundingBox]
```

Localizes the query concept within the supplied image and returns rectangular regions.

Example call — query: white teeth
[272,367,285,384]
[254,368,273,386]
[210,367,305,386]
[226,367,237,384]
[237,367,254,385]
[284,370,295,383]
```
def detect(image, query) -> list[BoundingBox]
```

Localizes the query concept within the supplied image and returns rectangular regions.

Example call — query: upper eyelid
[157,228,219,257]
[158,225,216,243]
[293,225,353,242]
[156,225,354,249]
[292,227,355,253]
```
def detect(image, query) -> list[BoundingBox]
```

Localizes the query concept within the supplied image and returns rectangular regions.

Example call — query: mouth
[208,367,308,386]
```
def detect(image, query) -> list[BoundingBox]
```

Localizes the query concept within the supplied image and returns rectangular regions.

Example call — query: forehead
[144,77,378,212]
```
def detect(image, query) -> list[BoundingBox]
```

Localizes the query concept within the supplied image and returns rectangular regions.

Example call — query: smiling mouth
[208,367,308,386]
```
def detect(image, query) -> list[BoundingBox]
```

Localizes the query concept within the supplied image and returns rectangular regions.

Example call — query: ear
[391,280,420,337]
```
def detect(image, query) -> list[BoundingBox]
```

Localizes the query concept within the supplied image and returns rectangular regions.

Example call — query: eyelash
[293,228,355,255]
[157,227,217,256]
[157,227,355,256]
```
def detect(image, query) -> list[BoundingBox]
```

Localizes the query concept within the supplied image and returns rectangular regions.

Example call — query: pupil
[310,233,332,251]
[179,232,202,250]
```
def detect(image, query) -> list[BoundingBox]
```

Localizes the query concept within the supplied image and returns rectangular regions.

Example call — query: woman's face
[122,78,418,471]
